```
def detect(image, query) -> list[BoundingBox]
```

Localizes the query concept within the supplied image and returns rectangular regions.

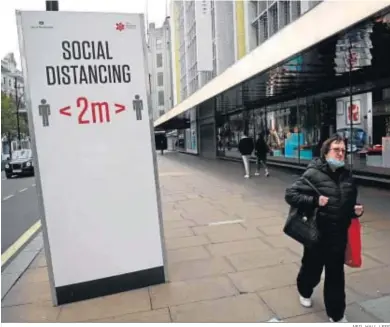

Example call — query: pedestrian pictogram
[59,97,127,125]
[133,94,143,121]
[39,99,51,127]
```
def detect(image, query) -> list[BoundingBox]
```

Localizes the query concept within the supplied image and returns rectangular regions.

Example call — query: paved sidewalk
[2,153,390,322]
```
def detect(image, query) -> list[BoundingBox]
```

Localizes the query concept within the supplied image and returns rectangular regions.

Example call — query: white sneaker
[299,295,312,308]
[255,172,260,176]
[329,316,348,323]
[244,175,250,179]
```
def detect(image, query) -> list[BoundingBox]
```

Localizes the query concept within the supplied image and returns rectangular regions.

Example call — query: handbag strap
[302,177,322,196]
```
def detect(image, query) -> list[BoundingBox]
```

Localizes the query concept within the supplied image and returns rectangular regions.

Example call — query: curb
[2,220,42,269]
[1,232,44,300]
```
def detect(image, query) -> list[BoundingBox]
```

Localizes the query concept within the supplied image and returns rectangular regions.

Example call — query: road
[1,172,40,254]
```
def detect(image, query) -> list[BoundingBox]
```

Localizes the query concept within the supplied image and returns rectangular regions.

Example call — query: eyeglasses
[330,148,346,154]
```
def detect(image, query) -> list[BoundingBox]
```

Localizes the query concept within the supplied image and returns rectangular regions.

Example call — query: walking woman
[254,131,270,177]
[238,133,254,178]
[285,134,364,322]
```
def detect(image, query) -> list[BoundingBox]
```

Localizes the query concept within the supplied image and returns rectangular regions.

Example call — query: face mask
[326,158,345,169]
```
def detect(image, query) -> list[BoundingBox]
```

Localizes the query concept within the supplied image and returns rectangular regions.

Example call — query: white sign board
[16,10,166,305]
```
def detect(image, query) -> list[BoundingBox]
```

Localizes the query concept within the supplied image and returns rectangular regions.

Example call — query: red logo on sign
[116,22,125,31]
[348,104,360,122]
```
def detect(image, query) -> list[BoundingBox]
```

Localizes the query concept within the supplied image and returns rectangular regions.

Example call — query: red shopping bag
[345,218,362,268]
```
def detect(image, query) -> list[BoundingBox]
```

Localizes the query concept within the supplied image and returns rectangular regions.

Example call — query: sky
[0,0,168,67]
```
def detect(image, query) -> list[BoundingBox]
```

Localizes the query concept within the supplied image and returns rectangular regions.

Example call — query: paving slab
[57,288,151,322]
[168,257,235,282]
[359,295,390,322]
[167,246,211,264]
[149,276,238,309]
[91,308,172,323]
[170,293,273,322]
[228,263,299,293]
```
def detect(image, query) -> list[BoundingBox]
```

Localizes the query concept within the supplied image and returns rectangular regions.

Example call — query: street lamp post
[14,77,21,146]
[348,41,354,176]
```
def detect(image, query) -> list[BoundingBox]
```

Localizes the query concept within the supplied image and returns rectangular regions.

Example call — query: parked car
[4,149,34,178]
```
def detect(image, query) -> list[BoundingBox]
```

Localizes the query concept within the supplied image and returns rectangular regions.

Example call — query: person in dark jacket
[254,131,270,177]
[238,134,254,178]
[284,134,364,323]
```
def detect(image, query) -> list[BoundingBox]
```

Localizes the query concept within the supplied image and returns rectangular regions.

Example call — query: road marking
[19,188,28,193]
[208,219,244,226]
[1,220,42,267]
[2,195,14,201]
[32,184,36,187]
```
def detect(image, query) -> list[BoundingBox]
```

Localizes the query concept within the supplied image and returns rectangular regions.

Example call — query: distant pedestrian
[255,131,270,177]
[238,133,254,178]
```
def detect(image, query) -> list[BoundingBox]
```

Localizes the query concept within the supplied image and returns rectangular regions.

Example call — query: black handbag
[283,177,321,248]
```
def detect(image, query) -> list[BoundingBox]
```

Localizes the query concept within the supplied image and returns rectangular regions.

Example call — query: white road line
[208,219,244,226]
[19,188,28,193]
[2,195,14,201]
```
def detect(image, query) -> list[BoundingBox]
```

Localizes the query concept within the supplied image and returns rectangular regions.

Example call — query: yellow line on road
[1,220,42,266]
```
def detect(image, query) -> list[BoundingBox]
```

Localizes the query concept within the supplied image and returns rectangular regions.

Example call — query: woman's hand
[354,204,364,216]
[318,195,329,207]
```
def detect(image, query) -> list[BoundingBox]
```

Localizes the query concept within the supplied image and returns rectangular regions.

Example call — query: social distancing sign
[17,10,166,306]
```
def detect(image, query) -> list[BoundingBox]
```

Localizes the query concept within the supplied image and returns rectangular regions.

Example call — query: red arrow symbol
[114,103,126,114]
[59,105,71,116]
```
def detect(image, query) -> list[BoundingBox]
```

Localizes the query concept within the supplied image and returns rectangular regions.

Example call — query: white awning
[154,0,390,128]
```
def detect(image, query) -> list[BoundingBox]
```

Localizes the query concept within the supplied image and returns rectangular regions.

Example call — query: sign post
[16,10,167,306]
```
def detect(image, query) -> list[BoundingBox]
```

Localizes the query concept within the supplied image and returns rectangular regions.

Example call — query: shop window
[383,87,390,100]
[217,113,244,159]
[265,104,298,163]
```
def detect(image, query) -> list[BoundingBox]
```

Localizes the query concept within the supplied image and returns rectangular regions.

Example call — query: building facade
[157,1,390,183]
[170,0,323,106]
[147,18,174,122]
[170,0,242,153]
[169,0,324,155]
[1,52,28,159]
[1,53,24,108]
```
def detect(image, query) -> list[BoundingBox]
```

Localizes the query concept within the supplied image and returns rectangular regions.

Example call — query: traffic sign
[16,10,166,306]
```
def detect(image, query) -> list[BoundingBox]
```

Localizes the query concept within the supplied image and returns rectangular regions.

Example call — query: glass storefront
[214,9,390,177]
[177,108,199,154]
[217,87,390,176]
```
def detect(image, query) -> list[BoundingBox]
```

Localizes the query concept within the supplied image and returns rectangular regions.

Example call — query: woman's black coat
[285,158,359,251]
